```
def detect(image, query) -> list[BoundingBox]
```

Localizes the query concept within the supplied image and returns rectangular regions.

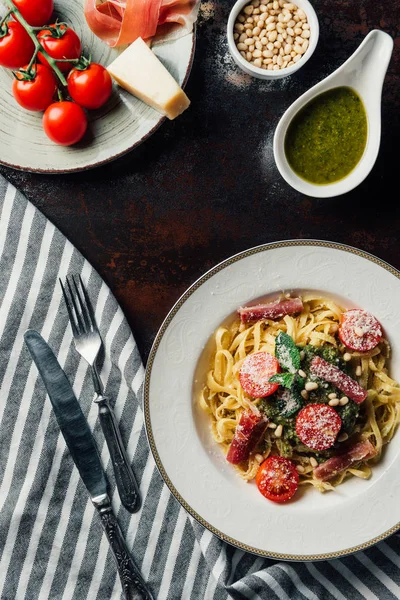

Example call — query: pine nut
[299,350,305,360]
[305,381,318,391]
[301,389,309,400]
[339,396,349,406]
[310,457,318,468]
[233,0,311,70]
[343,353,352,361]
[356,365,362,376]
[298,369,307,378]
[268,422,277,429]
[354,327,364,337]
[274,424,283,437]
[328,392,337,400]
[296,464,305,473]
[338,432,348,442]
[253,49,262,57]
[237,42,247,51]
[255,453,264,463]
[329,398,340,407]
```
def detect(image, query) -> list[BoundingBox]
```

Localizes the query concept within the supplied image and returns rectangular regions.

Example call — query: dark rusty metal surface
[1,0,399,362]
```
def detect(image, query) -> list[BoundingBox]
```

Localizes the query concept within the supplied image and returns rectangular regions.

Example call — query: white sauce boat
[273,29,394,198]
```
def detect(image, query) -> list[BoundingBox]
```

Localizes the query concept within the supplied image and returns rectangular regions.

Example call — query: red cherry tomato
[256,456,299,503]
[0,21,35,69]
[12,0,54,27]
[339,309,383,352]
[296,403,342,451]
[67,63,113,110]
[38,24,81,73]
[42,101,87,146]
[12,64,57,112]
[239,352,280,398]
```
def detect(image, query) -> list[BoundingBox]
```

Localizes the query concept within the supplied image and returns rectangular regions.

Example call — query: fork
[60,274,141,514]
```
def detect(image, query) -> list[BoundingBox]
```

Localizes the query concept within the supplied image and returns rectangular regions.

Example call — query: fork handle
[97,396,142,513]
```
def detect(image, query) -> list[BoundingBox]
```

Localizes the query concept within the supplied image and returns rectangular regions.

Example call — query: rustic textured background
[1,0,399,362]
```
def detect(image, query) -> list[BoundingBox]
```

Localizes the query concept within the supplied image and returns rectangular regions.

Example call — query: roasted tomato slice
[296,403,342,451]
[256,456,299,503]
[239,352,280,397]
[339,308,382,352]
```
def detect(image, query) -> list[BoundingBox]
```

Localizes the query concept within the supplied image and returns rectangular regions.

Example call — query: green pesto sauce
[284,86,368,184]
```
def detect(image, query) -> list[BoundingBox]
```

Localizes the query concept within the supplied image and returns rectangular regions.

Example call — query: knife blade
[24,329,153,600]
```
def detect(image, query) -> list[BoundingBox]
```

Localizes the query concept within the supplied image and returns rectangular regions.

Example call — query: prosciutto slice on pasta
[84,0,200,47]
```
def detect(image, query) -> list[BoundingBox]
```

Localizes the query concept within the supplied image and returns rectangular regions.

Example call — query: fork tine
[59,278,79,337]
[66,276,86,334]
[70,275,92,333]
[78,274,98,333]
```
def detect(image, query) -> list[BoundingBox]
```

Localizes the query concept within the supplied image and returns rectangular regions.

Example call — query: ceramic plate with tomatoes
[0,0,195,172]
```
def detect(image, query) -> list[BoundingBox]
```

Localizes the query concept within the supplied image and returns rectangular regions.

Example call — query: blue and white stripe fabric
[1,174,400,599]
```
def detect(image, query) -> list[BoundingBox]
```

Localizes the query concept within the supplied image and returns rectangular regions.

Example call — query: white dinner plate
[144,240,400,560]
[0,0,195,173]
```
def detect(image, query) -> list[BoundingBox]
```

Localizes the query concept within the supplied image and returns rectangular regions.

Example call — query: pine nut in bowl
[273,29,394,197]
[227,0,319,80]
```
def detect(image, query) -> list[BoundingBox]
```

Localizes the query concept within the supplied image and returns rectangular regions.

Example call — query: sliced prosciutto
[226,411,268,465]
[310,356,368,404]
[84,0,200,47]
[238,297,303,323]
[313,439,377,481]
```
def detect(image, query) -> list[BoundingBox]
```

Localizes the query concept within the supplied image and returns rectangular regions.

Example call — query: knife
[24,329,153,600]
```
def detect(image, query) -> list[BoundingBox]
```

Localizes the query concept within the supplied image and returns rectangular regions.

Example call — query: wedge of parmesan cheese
[107,37,190,120]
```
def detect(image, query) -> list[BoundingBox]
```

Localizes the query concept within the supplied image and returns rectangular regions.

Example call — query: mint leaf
[275,331,301,373]
[276,375,304,417]
[269,372,294,388]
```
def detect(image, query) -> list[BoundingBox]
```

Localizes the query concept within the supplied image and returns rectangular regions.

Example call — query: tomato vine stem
[2,0,68,86]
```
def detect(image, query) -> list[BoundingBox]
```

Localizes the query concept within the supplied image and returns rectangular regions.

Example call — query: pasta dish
[199,292,400,502]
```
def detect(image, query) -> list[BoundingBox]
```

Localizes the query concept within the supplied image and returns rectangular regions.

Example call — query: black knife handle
[97,396,141,513]
[93,495,154,600]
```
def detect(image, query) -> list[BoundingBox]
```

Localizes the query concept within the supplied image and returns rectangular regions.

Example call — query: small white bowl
[273,29,394,197]
[227,0,319,80]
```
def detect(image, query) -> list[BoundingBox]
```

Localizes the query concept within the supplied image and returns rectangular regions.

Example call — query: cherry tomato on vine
[12,0,54,27]
[0,21,34,69]
[12,64,57,112]
[38,24,81,73]
[67,62,113,109]
[43,101,87,146]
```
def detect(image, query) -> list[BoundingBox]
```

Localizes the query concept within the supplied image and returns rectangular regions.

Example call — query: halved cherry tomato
[339,309,382,352]
[0,21,35,69]
[296,403,342,451]
[43,101,87,146]
[12,64,57,112]
[38,24,81,73]
[256,456,299,503]
[239,352,280,398]
[67,63,112,109]
[12,0,54,27]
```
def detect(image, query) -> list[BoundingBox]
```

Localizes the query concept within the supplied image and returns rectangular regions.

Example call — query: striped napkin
[1,174,400,600]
